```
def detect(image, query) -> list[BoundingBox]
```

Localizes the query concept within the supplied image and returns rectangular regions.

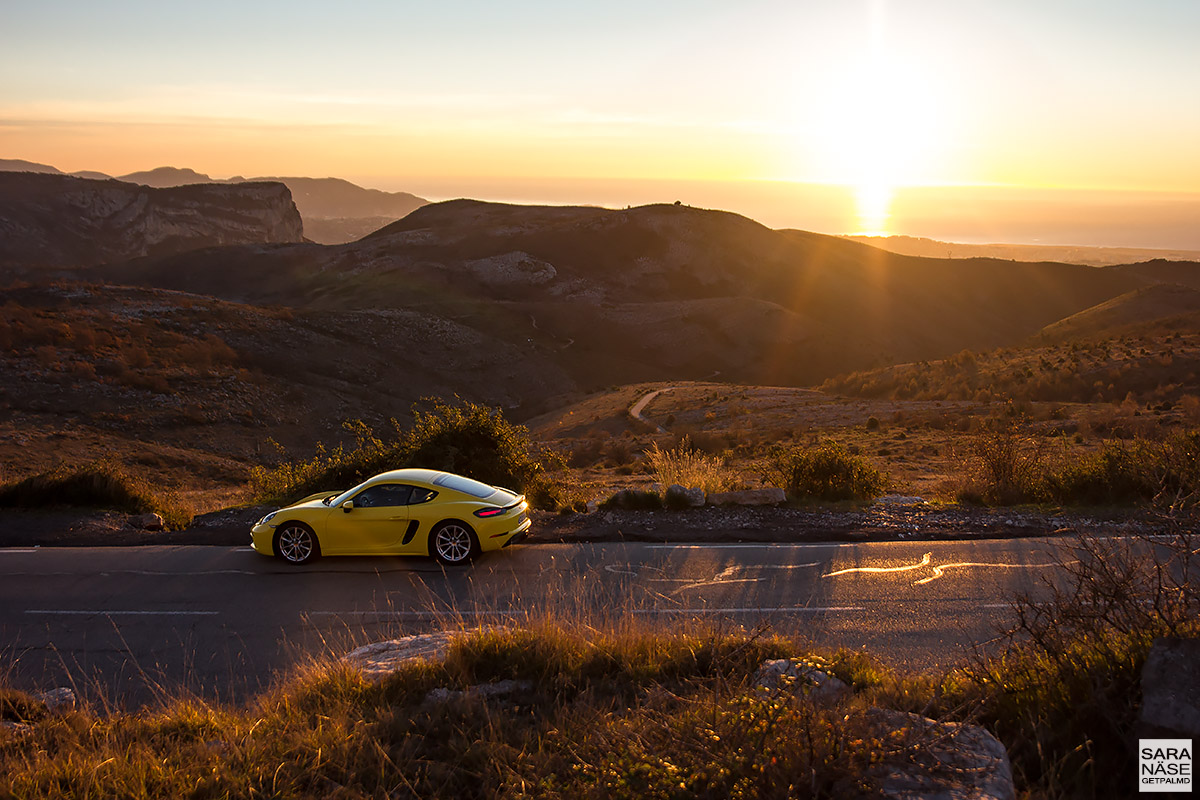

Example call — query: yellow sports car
[251,468,531,566]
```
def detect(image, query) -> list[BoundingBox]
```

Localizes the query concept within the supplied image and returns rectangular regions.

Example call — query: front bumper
[250,523,275,556]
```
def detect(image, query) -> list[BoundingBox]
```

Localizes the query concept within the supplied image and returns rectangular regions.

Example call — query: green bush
[250,398,562,505]
[403,398,550,491]
[1045,439,1159,506]
[956,425,1046,506]
[0,461,190,529]
[765,443,887,502]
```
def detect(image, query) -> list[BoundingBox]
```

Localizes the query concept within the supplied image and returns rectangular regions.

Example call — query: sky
[2,0,1199,246]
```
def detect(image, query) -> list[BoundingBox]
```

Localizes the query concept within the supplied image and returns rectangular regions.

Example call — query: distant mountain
[0,158,62,174]
[70,170,113,180]
[92,199,1148,393]
[844,234,1200,267]
[248,176,425,220]
[115,166,428,243]
[117,166,213,187]
[0,172,304,268]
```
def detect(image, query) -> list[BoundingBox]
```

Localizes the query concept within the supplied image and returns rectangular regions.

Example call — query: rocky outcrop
[0,172,304,268]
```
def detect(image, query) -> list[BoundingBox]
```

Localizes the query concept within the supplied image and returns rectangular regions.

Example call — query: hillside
[93,199,1147,392]
[820,280,1200,406]
[0,173,304,268]
[0,281,572,500]
[1039,282,1200,341]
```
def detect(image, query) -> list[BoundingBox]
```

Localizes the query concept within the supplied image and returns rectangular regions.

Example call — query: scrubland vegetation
[1,530,1194,799]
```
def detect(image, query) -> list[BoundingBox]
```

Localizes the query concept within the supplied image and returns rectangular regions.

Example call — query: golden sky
[3,1,1198,244]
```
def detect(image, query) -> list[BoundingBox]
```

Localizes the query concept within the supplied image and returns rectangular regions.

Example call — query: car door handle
[387,515,406,521]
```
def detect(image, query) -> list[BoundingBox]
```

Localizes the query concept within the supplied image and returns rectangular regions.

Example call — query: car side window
[408,487,437,505]
[353,484,413,508]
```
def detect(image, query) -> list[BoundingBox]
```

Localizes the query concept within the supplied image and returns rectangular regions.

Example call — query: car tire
[431,520,479,566]
[274,522,320,565]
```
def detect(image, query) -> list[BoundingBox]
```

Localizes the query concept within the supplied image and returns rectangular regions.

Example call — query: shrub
[765,443,888,502]
[956,425,1046,505]
[645,435,735,492]
[0,461,190,528]
[250,398,561,504]
[1045,439,1159,506]
[403,398,551,491]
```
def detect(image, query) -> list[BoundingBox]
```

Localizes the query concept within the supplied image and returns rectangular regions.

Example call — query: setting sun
[804,2,948,234]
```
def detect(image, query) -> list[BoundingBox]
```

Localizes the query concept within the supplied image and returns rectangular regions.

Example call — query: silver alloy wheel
[278,525,315,564]
[434,523,474,564]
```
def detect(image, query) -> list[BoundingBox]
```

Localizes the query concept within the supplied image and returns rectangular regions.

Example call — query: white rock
[343,632,460,678]
[753,658,850,702]
[33,687,75,713]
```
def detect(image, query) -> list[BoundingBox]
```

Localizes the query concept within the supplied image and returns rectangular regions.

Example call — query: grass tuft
[645,435,736,493]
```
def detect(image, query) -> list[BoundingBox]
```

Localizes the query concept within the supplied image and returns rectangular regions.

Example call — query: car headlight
[258,511,278,526]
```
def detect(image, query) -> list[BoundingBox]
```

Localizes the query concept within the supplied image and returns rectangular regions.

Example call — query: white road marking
[912,560,1067,585]
[26,610,220,616]
[0,549,39,554]
[824,552,1070,585]
[824,552,933,577]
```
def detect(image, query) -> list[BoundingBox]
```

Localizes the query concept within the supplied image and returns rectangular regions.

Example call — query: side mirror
[341,500,354,513]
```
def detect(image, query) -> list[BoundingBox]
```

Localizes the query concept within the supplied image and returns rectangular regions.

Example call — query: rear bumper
[490,515,532,549]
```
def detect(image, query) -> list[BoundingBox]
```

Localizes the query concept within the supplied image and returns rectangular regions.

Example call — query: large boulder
[1140,637,1200,738]
[861,708,1015,800]
[664,484,706,509]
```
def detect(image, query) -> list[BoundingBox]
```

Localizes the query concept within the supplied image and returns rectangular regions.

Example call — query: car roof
[366,468,448,486]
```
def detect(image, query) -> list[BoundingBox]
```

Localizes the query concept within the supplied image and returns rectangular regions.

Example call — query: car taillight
[474,507,505,518]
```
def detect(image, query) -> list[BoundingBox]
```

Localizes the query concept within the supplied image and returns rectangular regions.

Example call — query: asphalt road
[0,537,1080,705]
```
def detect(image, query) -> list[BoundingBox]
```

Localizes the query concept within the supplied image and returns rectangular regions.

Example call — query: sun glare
[804,3,946,235]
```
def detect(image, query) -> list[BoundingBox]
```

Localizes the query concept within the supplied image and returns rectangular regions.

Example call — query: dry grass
[645,435,737,493]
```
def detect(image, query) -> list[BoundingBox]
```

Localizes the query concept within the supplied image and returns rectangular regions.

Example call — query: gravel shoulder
[0,499,1193,548]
